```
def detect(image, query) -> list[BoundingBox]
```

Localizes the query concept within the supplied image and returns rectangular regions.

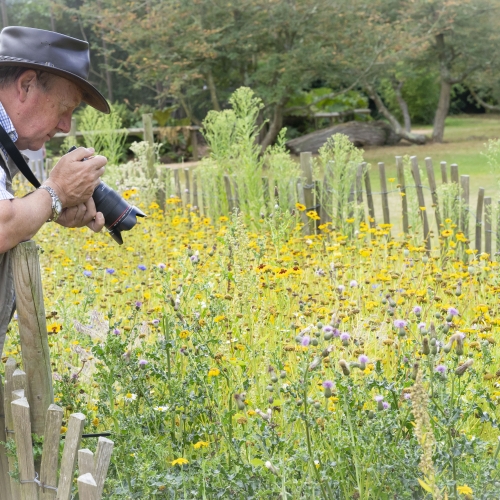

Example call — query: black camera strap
[0,124,41,188]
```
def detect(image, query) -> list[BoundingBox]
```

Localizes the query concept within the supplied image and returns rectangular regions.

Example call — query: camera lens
[92,182,146,245]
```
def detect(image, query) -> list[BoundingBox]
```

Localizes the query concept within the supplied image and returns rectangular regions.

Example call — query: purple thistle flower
[418,322,426,331]
[135,301,143,309]
[435,364,447,374]
[190,254,199,263]
[322,380,334,389]
[83,270,92,277]
[138,264,147,271]
[447,307,459,316]
[404,393,411,400]
[340,332,350,342]
[113,328,120,335]
[382,401,390,410]
[152,319,160,326]
[393,319,407,328]
[322,325,334,334]
[358,354,369,364]
[350,280,358,288]
[138,359,148,367]
[337,285,345,292]
[413,306,422,314]
[106,268,115,274]
[374,395,384,402]
[157,263,166,269]
[301,335,311,347]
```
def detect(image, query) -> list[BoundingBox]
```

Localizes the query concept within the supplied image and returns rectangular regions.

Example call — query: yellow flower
[60,426,68,434]
[193,441,209,449]
[208,368,220,377]
[92,417,99,426]
[214,315,226,323]
[219,216,229,222]
[295,202,306,211]
[457,485,472,495]
[171,458,189,466]
[306,210,320,220]
[179,330,190,338]
[441,229,453,238]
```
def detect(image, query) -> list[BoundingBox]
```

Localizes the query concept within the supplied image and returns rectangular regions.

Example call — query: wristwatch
[38,185,63,222]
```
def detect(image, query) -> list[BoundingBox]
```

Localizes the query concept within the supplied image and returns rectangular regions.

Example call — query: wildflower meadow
[6,90,500,499]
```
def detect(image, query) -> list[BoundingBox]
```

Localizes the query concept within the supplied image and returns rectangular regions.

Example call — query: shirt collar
[0,102,18,162]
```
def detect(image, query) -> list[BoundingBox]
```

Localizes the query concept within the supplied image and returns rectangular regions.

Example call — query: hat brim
[0,58,110,114]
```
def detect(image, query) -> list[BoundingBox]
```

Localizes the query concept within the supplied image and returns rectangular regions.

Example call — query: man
[0,26,109,352]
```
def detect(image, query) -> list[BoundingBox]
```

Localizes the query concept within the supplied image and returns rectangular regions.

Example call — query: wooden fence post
[378,162,390,226]
[11,241,53,436]
[224,174,235,213]
[484,197,492,257]
[0,373,12,500]
[476,188,485,253]
[190,127,199,162]
[4,358,19,500]
[57,413,86,500]
[11,398,37,500]
[395,156,409,234]
[460,175,470,242]
[425,157,442,232]
[410,156,431,252]
[78,473,98,500]
[320,161,334,224]
[440,161,448,184]
[40,404,64,500]
[450,164,459,184]
[364,168,376,228]
[300,152,316,234]
[94,437,114,499]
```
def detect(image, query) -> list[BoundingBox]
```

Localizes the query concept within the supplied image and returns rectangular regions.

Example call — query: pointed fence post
[11,398,37,500]
[11,241,53,437]
[78,473,97,500]
[300,152,316,234]
[57,413,86,500]
[425,157,442,232]
[475,188,485,253]
[94,437,114,499]
[396,156,409,234]
[484,197,492,258]
[4,358,20,500]
[410,156,430,252]
[0,373,12,500]
[460,175,470,243]
[40,404,64,500]
[378,162,390,227]
[364,168,376,228]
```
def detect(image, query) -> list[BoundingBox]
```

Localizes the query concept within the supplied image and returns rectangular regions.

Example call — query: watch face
[55,199,62,214]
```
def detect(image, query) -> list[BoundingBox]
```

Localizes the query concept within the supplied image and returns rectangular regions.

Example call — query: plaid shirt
[0,101,18,201]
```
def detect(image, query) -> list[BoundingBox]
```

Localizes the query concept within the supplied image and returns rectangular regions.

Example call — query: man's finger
[87,212,105,233]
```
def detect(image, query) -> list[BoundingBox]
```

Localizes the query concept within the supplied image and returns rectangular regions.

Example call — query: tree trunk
[260,103,284,153]
[206,69,220,111]
[366,84,426,144]
[393,80,411,132]
[0,0,8,28]
[432,78,452,142]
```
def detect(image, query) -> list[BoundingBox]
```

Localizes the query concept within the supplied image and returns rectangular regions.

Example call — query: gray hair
[0,66,55,91]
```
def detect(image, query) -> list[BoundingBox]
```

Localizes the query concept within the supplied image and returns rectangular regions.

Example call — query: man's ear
[16,70,38,103]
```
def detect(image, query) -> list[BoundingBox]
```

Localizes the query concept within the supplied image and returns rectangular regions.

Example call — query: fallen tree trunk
[286,120,401,155]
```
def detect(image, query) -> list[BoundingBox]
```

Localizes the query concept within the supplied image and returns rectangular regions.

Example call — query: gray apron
[0,154,19,354]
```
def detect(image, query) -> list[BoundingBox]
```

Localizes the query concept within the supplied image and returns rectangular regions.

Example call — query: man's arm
[0,147,106,253]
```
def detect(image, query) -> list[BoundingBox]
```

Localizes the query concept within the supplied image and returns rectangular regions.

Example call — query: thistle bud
[322,345,334,358]
[422,337,430,355]
[455,359,473,376]
[280,370,287,379]
[265,461,278,475]
[233,393,246,411]
[308,357,322,371]
[411,363,419,380]
[339,359,350,376]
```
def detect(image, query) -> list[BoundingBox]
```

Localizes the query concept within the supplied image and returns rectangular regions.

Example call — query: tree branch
[468,86,500,112]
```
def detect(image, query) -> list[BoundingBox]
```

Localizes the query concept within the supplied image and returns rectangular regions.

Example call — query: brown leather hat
[0,26,110,113]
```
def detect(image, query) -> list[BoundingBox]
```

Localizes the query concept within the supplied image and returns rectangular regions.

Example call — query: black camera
[68,146,146,245]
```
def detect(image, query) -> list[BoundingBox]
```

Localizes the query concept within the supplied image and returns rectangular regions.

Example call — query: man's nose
[57,114,72,134]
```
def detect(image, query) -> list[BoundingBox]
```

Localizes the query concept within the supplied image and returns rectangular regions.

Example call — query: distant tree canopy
[3,0,500,144]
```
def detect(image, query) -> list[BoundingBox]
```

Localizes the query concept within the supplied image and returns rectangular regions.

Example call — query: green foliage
[378,71,440,125]
[77,105,128,166]
[286,89,369,117]
[317,134,364,234]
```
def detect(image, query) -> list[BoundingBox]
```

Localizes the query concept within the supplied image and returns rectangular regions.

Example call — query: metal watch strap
[38,185,61,222]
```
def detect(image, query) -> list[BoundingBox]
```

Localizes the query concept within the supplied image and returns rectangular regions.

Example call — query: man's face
[15,74,82,151]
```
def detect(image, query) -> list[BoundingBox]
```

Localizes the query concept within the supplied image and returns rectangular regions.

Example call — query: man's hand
[43,147,107,208]
[56,197,105,232]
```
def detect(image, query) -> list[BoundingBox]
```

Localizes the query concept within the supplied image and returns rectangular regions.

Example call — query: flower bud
[308,357,322,371]
[339,359,350,376]
[233,393,246,410]
[422,337,430,355]
[411,363,419,380]
[455,359,473,376]
[265,461,278,475]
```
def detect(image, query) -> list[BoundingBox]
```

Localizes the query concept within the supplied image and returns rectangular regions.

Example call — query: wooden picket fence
[0,241,114,500]
[170,151,497,256]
